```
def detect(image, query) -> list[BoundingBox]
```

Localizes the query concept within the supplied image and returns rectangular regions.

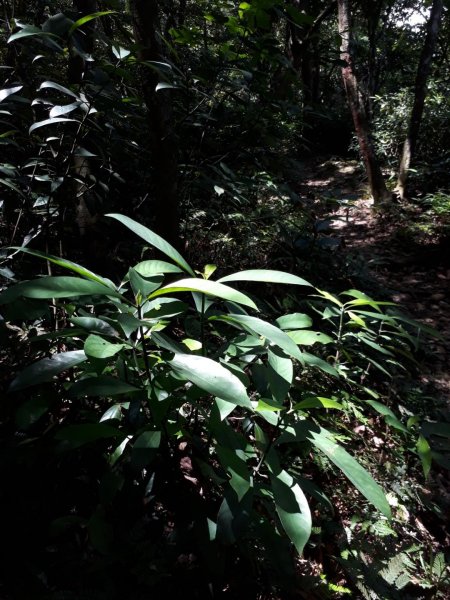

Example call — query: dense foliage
[0,1,449,598]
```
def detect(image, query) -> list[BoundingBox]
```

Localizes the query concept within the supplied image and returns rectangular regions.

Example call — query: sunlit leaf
[134,259,183,276]
[417,435,432,478]
[152,278,257,310]
[0,86,23,102]
[294,397,343,410]
[0,276,122,304]
[84,334,125,359]
[287,330,333,345]
[107,213,195,276]
[39,81,79,99]
[215,314,303,361]
[29,117,78,134]
[49,101,83,118]
[219,269,311,287]
[169,353,252,409]
[9,247,116,288]
[68,11,116,35]
[276,313,312,330]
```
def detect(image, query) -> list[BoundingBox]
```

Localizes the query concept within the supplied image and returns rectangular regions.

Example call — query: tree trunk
[396,0,444,200]
[288,0,334,106]
[69,0,98,236]
[337,0,391,205]
[129,0,180,248]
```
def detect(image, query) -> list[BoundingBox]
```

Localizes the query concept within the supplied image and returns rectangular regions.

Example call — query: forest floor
[298,156,450,395]
[296,157,450,598]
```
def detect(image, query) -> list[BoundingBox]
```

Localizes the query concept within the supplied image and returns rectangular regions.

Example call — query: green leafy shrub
[1,214,431,597]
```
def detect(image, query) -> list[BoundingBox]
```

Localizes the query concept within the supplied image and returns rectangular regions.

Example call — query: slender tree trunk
[337,0,390,204]
[129,0,179,248]
[396,0,444,200]
[288,0,333,105]
[69,0,98,236]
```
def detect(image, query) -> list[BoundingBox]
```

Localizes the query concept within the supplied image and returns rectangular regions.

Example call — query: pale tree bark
[396,0,444,200]
[337,0,391,204]
[129,0,180,249]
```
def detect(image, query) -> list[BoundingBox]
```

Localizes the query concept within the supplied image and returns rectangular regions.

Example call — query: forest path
[299,156,450,397]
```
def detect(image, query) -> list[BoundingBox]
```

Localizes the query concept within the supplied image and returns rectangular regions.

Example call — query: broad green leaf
[204,264,217,279]
[270,469,312,555]
[276,313,312,330]
[169,353,252,409]
[55,423,124,446]
[294,397,343,410]
[217,314,303,362]
[0,276,122,304]
[115,313,145,337]
[267,347,292,403]
[287,330,333,345]
[106,213,195,276]
[417,435,432,478]
[215,398,237,420]
[218,269,311,287]
[109,436,132,466]
[346,299,394,310]
[39,81,79,99]
[9,350,87,392]
[182,338,202,351]
[10,247,116,288]
[84,334,125,359]
[152,331,185,354]
[68,11,116,35]
[49,101,82,118]
[70,317,119,337]
[315,289,344,307]
[29,118,78,134]
[128,268,163,297]
[134,259,183,276]
[256,406,281,426]
[100,404,124,422]
[132,430,161,468]
[112,45,131,60]
[151,278,257,310]
[302,352,338,377]
[385,415,409,434]
[357,335,393,356]
[278,423,391,517]
[256,398,283,412]
[347,311,366,327]
[216,446,253,502]
[216,488,253,545]
[8,26,60,44]
[309,427,391,517]
[0,86,23,102]
[70,376,140,397]
[366,400,408,433]
[142,297,188,319]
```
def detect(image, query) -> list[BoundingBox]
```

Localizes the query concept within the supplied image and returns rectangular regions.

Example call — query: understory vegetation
[0,1,449,598]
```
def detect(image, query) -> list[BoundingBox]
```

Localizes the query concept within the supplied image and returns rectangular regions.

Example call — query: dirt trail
[299,157,450,397]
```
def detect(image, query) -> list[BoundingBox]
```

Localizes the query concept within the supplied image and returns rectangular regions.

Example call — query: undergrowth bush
[0,214,439,599]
